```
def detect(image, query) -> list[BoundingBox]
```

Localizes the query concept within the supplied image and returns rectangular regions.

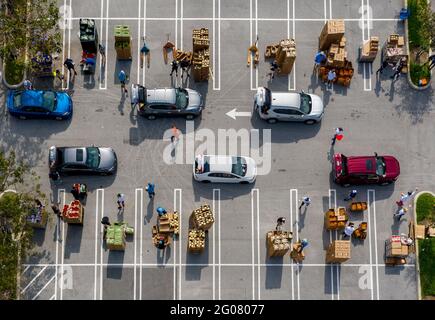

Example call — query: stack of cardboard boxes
[383,34,407,67]
[191,204,214,231]
[175,49,193,65]
[318,20,354,87]
[264,39,296,74]
[188,229,206,254]
[386,235,409,257]
[359,36,379,62]
[192,28,210,82]
[62,200,84,225]
[106,223,134,251]
[158,212,180,235]
[325,207,348,230]
[326,240,351,263]
[114,25,132,60]
[266,230,293,257]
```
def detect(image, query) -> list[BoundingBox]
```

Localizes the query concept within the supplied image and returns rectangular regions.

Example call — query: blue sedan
[7,90,73,120]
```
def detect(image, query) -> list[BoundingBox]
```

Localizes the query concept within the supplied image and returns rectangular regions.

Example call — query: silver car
[254,87,324,124]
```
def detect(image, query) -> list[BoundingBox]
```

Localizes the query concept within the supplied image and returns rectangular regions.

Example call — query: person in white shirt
[117,193,125,209]
[299,196,311,210]
[343,222,355,238]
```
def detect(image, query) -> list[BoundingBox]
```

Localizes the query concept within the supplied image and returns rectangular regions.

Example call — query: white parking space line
[288,0,296,91]
[174,189,182,300]
[367,189,374,300]
[251,189,260,300]
[142,0,147,85]
[66,0,72,90]
[99,189,105,300]
[136,0,142,85]
[94,189,101,300]
[49,294,56,300]
[60,190,66,300]
[22,266,30,274]
[32,275,55,300]
[368,189,379,299]
[328,189,338,300]
[138,188,144,300]
[329,0,332,19]
[133,188,140,300]
[289,189,297,300]
[69,17,399,22]
[212,189,220,300]
[104,0,109,89]
[21,266,48,294]
[361,0,372,92]
[255,0,258,90]
[61,0,67,90]
[294,188,300,300]
[54,188,65,300]
[99,0,105,89]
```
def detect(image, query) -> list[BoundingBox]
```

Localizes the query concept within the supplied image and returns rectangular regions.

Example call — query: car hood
[384,156,400,178]
[186,89,202,109]
[98,148,117,169]
[55,92,72,113]
[245,157,257,180]
[308,94,324,115]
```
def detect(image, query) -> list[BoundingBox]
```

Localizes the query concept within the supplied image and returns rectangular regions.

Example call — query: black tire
[147,115,156,120]
[240,181,249,184]
[55,116,63,121]
[304,119,316,125]
[202,180,211,183]
[379,181,392,186]
[267,118,277,124]
[19,115,26,120]
[185,114,195,120]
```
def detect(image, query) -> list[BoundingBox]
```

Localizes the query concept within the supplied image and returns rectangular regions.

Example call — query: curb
[1,60,26,90]
[413,190,435,300]
[404,0,432,90]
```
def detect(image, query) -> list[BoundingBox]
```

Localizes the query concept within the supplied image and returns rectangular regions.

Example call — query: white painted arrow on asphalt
[226,108,252,120]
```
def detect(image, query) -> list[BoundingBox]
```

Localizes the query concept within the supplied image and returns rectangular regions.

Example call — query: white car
[193,155,257,184]
[254,87,324,124]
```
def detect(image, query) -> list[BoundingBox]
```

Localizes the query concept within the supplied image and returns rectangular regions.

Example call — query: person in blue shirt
[146,182,155,199]
[118,70,128,95]
[156,207,167,217]
[313,51,327,73]
[140,40,150,68]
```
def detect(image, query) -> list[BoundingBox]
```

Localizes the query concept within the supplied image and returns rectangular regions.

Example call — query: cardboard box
[415,224,426,240]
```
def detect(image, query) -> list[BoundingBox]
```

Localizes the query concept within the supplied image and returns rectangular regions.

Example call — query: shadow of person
[146,199,154,224]
[118,94,126,115]
[117,207,124,221]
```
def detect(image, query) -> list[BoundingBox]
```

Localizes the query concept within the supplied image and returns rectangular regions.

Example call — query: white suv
[254,87,324,124]
[193,155,257,184]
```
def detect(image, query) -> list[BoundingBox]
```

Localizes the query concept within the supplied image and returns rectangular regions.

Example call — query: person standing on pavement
[327,69,336,87]
[390,58,406,81]
[342,222,355,238]
[376,60,392,75]
[394,207,408,221]
[23,79,33,90]
[118,70,129,96]
[267,60,279,81]
[49,170,62,185]
[298,239,309,252]
[146,182,155,199]
[63,58,77,79]
[299,196,311,210]
[276,217,286,231]
[180,60,191,79]
[51,204,62,219]
[117,193,125,209]
[331,127,344,146]
[313,50,327,73]
[170,59,179,77]
[99,44,106,67]
[170,124,180,144]
[344,189,358,201]
[156,206,167,217]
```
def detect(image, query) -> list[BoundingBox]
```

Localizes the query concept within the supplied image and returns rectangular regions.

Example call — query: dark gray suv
[131,84,204,120]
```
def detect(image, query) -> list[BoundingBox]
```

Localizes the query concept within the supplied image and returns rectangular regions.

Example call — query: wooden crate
[350,201,368,212]
[188,229,206,254]
[266,231,292,257]
[326,240,351,263]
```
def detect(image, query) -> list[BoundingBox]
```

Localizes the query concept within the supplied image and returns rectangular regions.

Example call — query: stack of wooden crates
[114,25,132,60]
[359,36,379,62]
[192,28,210,82]
[386,236,409,258]
[158,211,180,235]
[264,39,296,75]
[326,240,351,263]
[324,207,348,230]
[188,204,214,254]
[318,20,354,87]
[266,230,292,257]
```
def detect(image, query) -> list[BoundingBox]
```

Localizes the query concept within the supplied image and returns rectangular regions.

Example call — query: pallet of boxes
[318,19,354,87]
[359,36,379,62]
[106,222,134,251]
[62,199,84,225]
[384,235,409,266]
[267,230,293,258]
[264,39,296,75]
[192,28,210,82]
[114,25,132,60]
[382,34,407,70]
[174,49,193,66]
[188,204,214,254]
[152,211,179,249]
[324,207,348,231]
[326,240,351,263]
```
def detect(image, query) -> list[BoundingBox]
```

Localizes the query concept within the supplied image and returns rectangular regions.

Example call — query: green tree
[0,150,45,300]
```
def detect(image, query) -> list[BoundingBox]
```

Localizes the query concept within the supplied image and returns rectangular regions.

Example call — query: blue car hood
[55,93,72,114]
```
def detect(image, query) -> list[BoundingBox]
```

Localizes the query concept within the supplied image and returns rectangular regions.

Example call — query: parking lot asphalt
[2,0,434,300]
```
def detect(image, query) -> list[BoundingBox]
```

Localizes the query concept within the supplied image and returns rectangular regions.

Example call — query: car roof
[20,90,44,107]
[63,147,87,164]
[271,92,300,109]
[204,155,233,173]
[146,88,176,104]
[347,156,376,174]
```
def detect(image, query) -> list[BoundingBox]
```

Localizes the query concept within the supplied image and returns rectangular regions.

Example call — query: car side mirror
[301,90,305,94]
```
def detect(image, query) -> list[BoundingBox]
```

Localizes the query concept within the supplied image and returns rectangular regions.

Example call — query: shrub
[4,58,26,85]
[416,193,435,223]
[408,0,431,51]
[410,62,431,87]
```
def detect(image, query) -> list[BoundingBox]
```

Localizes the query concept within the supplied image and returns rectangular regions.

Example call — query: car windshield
[175,88,189,109]
[375,156,386,176]
[299,93,312,114]
[14,93,22,108]
[86,147,100,168]
[42,91,56,111]
[231,157,247,177]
